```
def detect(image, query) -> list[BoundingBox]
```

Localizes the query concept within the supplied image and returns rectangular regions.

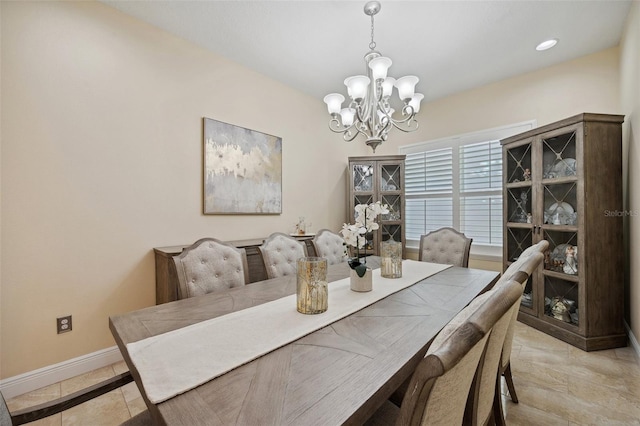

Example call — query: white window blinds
[400,121,535,254]
[459,141,503,245]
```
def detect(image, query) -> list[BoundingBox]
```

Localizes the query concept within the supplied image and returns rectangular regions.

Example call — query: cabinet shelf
[542,176,578,185]
[542,269,579,282]
[505,181,532,189]
[501,113,625,351]
[506,222,533,228]
[543,314,580,331]
[541,224,578,232]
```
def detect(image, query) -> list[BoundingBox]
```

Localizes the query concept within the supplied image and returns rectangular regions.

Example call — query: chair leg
[493,374,506,426]
[502,362,518,403]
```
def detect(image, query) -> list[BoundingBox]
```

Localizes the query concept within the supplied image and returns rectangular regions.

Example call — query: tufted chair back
[259,232,308,279]
[173,238,249,299]
[419,227,472,267]
[312,229,348,265]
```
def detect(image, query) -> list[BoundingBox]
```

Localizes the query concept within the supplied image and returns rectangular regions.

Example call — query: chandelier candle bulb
[323,93,345,115]
[345,76,370,101]
[369,56,392,80]
[395,76,419,101]
[341,108,356,127]
[381,77,396,97]
[409,94,424,113]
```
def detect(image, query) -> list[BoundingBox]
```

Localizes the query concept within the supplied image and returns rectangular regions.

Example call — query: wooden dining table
[109,258,499,425]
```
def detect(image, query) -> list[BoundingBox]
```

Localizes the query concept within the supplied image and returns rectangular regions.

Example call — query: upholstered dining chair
[418,227,472,267]
[503,239,550,283]
[173,238,250,299]
[311,229,348,265]
[259,232,308,279]
[365,279,523,426]
[0,373,134,425]
[465,254,543,426]
[497,241,548,409]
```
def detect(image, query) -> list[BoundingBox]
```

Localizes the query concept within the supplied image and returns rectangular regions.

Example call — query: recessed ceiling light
[536,39,558,51]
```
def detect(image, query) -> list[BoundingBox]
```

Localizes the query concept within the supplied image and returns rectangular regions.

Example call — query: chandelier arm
[388,110,419,132]
[389,119,419,133]
[328,116,346,133]
[342,129,360,142]
[354,104,372,136]
[387,104,417,125]
[328,118,363,142]
[355,120,372,139]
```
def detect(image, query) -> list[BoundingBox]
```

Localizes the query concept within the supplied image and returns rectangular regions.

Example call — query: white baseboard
[0,346,123,399]
[624,321,640,365]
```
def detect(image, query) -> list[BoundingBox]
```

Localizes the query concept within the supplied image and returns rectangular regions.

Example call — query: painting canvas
[203,118,282,214]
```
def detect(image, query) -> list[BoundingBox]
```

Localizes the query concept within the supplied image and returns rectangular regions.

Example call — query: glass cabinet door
[351,162,376,256]
[352,163,375,193]
[349,156,406,258]
[378,162,403,244]
[505,141,532,185]
[541,230,580,327]
[504,140,536,313]
[540,129,580,329]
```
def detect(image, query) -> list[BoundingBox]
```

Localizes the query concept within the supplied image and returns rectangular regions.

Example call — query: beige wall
[0,0,633,379]
[389,47,621,147]
[620,1,640,345]
[0,1,376,378]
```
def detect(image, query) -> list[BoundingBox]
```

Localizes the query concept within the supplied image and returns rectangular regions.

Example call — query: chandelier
[323,1,423,153]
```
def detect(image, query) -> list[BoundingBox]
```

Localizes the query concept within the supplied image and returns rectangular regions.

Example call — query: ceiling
[101,0,632,104]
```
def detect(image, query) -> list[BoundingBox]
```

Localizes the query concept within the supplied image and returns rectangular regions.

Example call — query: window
[400,121,535,259]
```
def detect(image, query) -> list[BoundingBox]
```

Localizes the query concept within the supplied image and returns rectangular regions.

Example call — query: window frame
[400,120,536,261]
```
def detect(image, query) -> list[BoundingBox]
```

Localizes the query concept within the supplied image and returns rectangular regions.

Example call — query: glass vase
[296,257,328,314]
[381,240,402,278]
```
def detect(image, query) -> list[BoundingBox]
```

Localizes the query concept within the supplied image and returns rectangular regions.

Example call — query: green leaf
[355,263,368,278]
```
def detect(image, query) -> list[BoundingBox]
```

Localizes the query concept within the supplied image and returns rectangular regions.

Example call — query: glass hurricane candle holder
[381,240,402,278]
[296,257,328,314]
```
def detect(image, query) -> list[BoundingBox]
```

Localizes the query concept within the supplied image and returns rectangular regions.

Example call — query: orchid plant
[340,201,389,277]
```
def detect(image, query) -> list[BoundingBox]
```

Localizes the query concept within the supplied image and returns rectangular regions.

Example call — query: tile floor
[6,322,640,425]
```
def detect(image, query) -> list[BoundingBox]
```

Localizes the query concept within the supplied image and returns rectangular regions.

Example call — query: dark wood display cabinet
[347,155,406,258]
[501,113,626,351]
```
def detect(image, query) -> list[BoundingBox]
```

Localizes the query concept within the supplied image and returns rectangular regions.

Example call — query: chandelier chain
[369,14,376,50]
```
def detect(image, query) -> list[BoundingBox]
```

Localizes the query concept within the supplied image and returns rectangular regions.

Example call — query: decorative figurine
[563,245,578,275]
[523,168,531,181]
[551,297,571,322]
[526,213,532,224]
[295,217,307,235]
[516,191,529,223]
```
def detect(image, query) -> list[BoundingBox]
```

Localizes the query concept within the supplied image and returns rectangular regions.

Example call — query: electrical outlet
[57,315,72,334]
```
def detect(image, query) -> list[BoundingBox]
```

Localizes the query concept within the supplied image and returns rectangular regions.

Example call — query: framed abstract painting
[203,118,282,214]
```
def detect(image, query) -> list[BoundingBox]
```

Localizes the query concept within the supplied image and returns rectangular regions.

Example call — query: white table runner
[127,260,450,403]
